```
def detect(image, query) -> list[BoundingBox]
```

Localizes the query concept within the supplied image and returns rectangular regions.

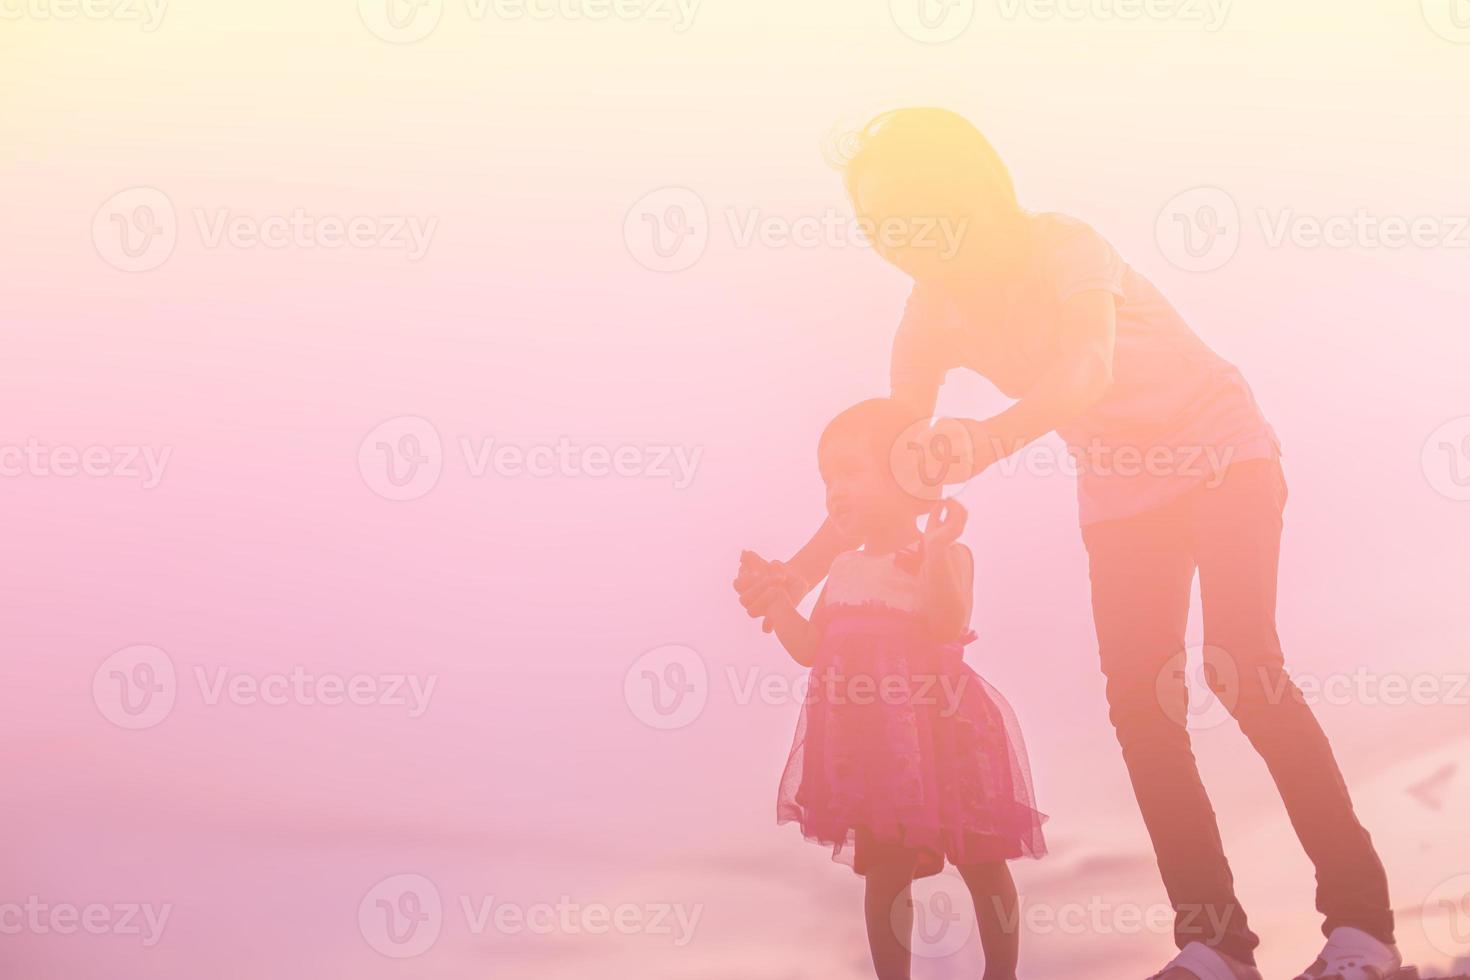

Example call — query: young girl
[742,398,1047,980]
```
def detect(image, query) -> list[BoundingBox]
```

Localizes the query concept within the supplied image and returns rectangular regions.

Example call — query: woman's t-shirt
[890,212,1280,526]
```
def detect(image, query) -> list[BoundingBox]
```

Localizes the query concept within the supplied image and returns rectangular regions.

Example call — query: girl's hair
[818,399,930,513]
[819,398,915,462]
[837,108,1020,219]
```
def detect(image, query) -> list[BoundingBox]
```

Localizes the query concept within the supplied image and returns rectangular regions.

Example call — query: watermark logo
[360,874,444,958]
[900,872,975,959]
[358,0,444,42]
[1423,416,1470,502]
[624,644,708,730]
[625,187,709,273]
[890,0,975,43]
[1423,0,1470,43]
[92,645,177,730]
[1156,186,1241,273]
[1422,874,1470,958]
[93,187,178,273]
[890,417,977,505]
[359,416,445,502]
[1155,644,1239,732]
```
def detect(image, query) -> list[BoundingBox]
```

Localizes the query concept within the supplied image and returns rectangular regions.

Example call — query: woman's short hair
[836,107,1019,219]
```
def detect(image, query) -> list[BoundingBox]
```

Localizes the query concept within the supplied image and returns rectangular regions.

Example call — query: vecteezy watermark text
[358,416,703,501]
[996,0,1231,30]
[93,187,437,272]
[725,666,971,717]
[0,897,172,947]
[889,418,1242,504]
[357,0,700,44]
[92,645,438,730]
[0,0,167,30]
[622,645,975,731]
[1160,646,1470,733]
[358,874,702,959]
[0,440,171,489]
[1157,187,1470,272]
[898,878,1235,962]
[1258,209,1470,251]
[459,437,700,487]
[623,188,971,273]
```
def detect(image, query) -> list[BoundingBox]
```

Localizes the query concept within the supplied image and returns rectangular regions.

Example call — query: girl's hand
[734,552,807,632]
[734,551,773,608]
[922,499,968,548]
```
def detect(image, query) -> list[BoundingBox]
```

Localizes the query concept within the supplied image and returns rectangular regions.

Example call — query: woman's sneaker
[1292,927,1417,980]
[1150,942,1263,980]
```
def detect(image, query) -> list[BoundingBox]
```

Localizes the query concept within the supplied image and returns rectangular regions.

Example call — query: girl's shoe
[1149,942,1263,980]
[1292,926,1418,980]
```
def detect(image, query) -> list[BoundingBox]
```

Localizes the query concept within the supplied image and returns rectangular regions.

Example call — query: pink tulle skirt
[777,605,1047,879]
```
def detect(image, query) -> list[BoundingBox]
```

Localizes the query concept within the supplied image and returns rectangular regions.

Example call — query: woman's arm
[782,519,857,601]
[736,548,831,628]
[738,293,946,622]
[955,289,1117,479]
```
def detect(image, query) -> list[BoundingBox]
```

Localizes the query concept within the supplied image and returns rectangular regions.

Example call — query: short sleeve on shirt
[1041,218,1127,304]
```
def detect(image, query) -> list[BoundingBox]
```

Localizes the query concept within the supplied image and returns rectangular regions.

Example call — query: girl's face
[819,434,910,540]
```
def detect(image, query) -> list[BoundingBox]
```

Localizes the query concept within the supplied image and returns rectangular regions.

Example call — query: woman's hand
[922,499,968,549]
[894,417,996,502]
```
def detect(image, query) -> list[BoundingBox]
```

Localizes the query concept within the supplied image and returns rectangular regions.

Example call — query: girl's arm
[763,597,819,668]
[921,542,975,643]
[919,501,975,643]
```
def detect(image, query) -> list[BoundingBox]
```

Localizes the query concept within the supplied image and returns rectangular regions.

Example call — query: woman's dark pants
[1082,459,1394,966]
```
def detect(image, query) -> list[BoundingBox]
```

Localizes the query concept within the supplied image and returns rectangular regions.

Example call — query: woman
[734,108,1402,980]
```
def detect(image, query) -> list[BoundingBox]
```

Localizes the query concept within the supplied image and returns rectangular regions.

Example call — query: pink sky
[2,3,1468,978]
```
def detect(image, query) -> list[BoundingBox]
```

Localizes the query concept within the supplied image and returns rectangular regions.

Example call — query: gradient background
[2,0,1469,977]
